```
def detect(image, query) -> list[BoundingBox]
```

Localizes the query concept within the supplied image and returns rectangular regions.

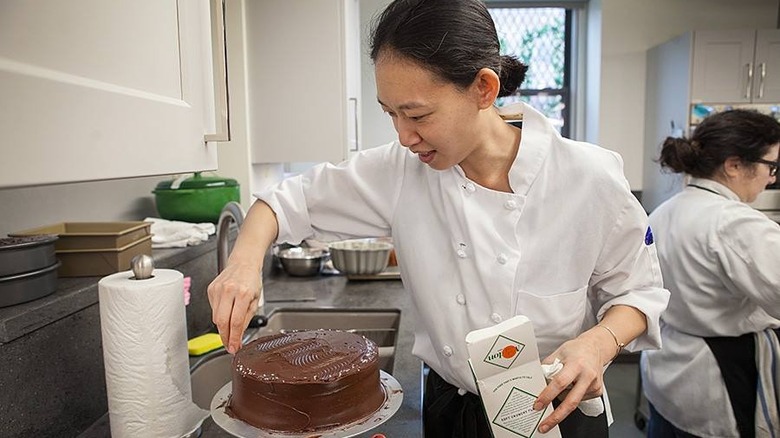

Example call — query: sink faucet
[216,201,245,274]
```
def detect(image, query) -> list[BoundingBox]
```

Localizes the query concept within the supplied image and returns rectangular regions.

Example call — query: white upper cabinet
[0,0,220,189]
[754,29,780,103]
[245,0,361,164]
[691,29,780,103]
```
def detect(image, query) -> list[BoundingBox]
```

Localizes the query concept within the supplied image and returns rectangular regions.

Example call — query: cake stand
[210,370,403,438]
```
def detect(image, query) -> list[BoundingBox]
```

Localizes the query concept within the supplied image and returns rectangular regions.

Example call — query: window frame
[486,1,586,139]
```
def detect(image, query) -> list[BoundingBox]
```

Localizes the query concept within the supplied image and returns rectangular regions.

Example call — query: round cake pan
[0,235,58,277]
[0,261,61,308]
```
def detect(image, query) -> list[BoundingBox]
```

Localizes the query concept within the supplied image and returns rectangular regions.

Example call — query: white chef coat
[257,102,668,398]
[641,177,780,437]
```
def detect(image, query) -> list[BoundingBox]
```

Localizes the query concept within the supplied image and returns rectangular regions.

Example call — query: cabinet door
[246,0,351,164]
[345,0,361,158]
[691,30,756,103]
[0,0,217,188]
[753,29,780,102]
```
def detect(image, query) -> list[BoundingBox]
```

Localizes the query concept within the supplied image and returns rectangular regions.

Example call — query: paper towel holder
[130,254,154,280]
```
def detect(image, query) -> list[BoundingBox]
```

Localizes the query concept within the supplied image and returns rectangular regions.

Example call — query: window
[488,5,576,138]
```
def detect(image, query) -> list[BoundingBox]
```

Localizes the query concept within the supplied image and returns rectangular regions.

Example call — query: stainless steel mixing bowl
[277,247,326,277]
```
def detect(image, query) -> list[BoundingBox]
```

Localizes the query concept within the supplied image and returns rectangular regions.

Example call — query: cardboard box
[54,235,152,277]
[11,222,151,251]
[466,315,562,438]
[10,222,154,277]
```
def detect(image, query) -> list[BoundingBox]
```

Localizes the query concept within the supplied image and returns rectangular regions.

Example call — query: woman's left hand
[532,333,606,433]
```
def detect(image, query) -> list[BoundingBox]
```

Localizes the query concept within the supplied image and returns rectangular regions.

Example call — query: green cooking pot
[153,172,240,223]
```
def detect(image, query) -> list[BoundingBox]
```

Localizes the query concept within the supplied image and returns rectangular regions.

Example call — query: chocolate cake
[227,329,386,432]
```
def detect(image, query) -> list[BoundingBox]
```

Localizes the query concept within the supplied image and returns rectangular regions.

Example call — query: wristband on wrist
[596,323,625,361]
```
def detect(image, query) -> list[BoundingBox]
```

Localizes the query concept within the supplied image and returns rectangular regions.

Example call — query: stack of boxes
[11,222,152,277]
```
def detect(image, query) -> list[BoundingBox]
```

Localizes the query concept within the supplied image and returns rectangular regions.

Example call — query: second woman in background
[641,109,780,437]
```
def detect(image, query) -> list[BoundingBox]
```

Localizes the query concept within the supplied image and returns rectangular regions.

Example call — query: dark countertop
[79,269,424,438]
[0,240,216,345]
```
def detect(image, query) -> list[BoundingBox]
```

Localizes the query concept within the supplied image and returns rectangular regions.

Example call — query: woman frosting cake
[209,0,670,435]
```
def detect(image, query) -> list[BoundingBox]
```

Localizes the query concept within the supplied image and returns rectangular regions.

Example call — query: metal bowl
[277,247,326,277]
[329,239,393,276]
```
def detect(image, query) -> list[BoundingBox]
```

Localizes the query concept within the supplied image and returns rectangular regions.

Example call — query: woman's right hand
[207,261,263,354]
[208,200,279,354]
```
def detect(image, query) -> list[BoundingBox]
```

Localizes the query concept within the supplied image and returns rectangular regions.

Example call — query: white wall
[0,176,165,237]
[584,0,602,145]
[220,0,285,208]
[598,0,779,189]
[359,0,397,150]
[219,0,254,210]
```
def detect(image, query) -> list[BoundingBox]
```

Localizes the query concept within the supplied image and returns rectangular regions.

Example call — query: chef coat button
[457,388,468,396]
[491,313,503,323]
[443,345,453,357]
[456,249,467,258]
[504,199,517,210]
[497,253,508,265]
[465,183,476,193]
[456,294,466,305]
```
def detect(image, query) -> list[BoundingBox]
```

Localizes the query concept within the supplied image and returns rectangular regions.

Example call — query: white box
[466,315,562,438]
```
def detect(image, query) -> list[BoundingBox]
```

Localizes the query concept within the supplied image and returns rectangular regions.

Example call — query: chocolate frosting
[227,329,386,432]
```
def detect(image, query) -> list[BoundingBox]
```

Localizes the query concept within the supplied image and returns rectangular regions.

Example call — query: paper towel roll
[98,268,209,438]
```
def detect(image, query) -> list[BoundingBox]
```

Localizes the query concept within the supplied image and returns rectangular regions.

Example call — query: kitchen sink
[189,307,401,410]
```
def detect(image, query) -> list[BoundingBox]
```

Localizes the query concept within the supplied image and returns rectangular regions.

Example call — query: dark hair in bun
[658,109,780,178]
[370,0,527,97]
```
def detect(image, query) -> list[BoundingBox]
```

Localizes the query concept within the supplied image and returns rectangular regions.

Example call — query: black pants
[423,367,609,438]
[647,403,701,438]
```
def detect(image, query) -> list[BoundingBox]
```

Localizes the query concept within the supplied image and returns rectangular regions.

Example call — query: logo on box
[483,335,525,369]
[493,387,546,437]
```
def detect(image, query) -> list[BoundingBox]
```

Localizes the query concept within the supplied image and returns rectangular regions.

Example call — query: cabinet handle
[205,0,231,142]
[745,63,753,100]
[757,62,766,100]
[349,97,359,152]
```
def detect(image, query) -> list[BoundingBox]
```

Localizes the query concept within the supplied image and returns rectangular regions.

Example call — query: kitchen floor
[605,359,647,437]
